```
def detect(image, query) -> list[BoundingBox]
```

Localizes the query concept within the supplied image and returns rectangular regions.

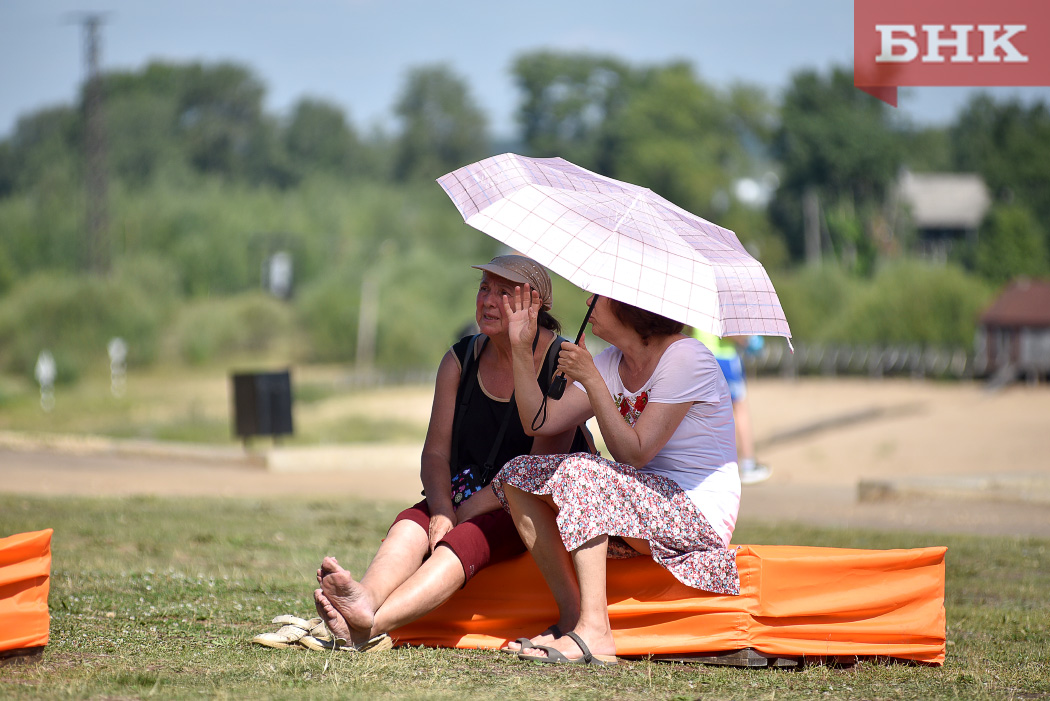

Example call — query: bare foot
[504,624,567,653]
[318,557,377,638]
[316,554,344,586]
[313,588,351,641]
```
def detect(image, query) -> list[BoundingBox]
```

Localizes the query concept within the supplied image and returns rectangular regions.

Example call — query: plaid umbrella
[437,153,791,342]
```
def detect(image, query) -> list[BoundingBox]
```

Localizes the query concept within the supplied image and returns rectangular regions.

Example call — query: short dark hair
[607,299,683,345]
[538,310,561,334]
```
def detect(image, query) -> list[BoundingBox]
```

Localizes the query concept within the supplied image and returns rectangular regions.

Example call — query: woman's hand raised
[502,283,542,350]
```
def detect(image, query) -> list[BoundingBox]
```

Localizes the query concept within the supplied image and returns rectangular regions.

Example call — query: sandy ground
[2,377,1049,538]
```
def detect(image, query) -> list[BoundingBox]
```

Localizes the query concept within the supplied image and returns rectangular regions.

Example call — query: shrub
[294,270,360,363]
[824,261,993,346]
[167,292,296,365]
[0,270,170,383]
[972,203,1049,285]
[770,264,858,343]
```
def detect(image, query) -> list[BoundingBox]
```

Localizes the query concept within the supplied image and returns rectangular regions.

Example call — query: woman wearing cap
[313,255,580,650]
[492,285,740,666]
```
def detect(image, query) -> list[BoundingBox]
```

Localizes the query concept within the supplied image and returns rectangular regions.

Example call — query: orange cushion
[392,544,946,664]
[0,529,52,653]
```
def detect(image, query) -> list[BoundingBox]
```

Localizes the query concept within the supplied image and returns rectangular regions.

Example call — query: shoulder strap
[450,334,485,472]
[477,332,539,483]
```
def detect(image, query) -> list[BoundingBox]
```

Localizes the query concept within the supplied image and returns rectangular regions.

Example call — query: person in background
[691,329,771,485]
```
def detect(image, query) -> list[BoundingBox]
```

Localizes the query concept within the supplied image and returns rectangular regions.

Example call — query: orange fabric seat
[0,529,52,654]
[393,544,946,664]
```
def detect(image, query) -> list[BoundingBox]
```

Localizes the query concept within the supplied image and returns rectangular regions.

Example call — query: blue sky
[2,0,1047,140]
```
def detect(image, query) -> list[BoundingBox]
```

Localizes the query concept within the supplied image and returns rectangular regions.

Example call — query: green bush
[770,261,992,347]
[0,270,170,383]
[168,292,295,365]
[294,269,360,363]
[770,264,858,343]
[972,203,1049,285]
[824,261,993,346]
[295,245,483,369]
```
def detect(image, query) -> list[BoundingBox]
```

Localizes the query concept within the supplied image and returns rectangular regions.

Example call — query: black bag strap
[478,396,517,483]
[545,335,597,454]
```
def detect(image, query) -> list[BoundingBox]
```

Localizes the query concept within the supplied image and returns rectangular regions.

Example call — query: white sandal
[252,615,330,649]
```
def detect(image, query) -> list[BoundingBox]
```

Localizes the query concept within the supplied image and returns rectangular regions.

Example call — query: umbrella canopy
[437,153,791,341]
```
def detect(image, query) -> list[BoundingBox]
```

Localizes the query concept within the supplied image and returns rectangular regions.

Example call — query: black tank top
[450,334,560,481]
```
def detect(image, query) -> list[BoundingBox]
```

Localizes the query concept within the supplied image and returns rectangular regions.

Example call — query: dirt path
[3,378,1049,538]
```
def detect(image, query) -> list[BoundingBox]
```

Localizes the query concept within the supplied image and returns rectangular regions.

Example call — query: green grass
[1,495,1048,700]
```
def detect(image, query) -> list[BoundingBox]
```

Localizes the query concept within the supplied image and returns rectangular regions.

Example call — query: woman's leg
[520,534,616,661]
[503,484,580,637]
[567,534,616,656]
[315,519,429,640]
[368,544,465,635]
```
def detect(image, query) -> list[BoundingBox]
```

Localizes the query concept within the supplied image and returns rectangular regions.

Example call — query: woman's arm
[419,349,461,552]
[592,395,692,468]
[503,285,594,435]
[563,333,692,468]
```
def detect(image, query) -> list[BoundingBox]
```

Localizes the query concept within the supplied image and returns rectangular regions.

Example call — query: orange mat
[0,529,52,654]
[393,544,947,664]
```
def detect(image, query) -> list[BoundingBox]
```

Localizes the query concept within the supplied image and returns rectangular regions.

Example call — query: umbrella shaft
[547,294,600,401]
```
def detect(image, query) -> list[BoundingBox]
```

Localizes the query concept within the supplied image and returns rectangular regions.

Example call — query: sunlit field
[2,495,1048,700]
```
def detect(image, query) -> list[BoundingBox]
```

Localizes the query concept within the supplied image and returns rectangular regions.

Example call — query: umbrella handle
[544,294,599,402]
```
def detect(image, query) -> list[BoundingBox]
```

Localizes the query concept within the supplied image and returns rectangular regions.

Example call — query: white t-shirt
[582,337,740,545]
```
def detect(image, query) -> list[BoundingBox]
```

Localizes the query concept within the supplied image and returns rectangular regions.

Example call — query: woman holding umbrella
[493,285,741,666]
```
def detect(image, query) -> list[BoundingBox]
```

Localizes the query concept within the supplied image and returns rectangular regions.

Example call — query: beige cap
[472,254,553,311]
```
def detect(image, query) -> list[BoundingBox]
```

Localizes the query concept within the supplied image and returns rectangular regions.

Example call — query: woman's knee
[429,542,469,583]
[384,519,429,550]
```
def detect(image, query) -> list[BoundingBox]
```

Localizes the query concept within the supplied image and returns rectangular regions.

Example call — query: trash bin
[230,370,293,443]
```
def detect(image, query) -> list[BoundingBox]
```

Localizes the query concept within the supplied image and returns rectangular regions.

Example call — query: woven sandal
[302,632,393,653]
[252,615,325,649]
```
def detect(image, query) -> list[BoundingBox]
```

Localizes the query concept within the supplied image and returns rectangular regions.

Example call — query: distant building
[974,278,1050,383]
[898,171,991,261]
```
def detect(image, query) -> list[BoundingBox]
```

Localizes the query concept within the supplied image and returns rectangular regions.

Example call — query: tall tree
[771,66,903,268]
[951,95,1050,253]
[284,98,362,179]
[972,203,1049,285]
[176,62,268,178]
[511,51,634,169]
[601,62,742,216]
[3,106,81,193]
[392,65,489,182]
[97,61,282,185]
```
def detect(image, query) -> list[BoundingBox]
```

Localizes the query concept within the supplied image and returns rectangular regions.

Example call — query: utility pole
[76,13,110,273]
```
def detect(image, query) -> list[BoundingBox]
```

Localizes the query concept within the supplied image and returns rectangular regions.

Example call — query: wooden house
[975,278,1050,383]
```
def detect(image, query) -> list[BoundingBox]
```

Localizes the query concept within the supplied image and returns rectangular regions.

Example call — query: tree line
[0,52,1048,381]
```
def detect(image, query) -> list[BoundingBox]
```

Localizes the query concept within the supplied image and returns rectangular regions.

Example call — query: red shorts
[393,499,525,583]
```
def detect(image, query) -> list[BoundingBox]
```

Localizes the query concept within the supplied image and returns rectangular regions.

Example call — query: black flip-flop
[499,624,563,654]
[517,630,617,666]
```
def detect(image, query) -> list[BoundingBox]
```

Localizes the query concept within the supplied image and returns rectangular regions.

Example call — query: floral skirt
[491,453,739,596]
